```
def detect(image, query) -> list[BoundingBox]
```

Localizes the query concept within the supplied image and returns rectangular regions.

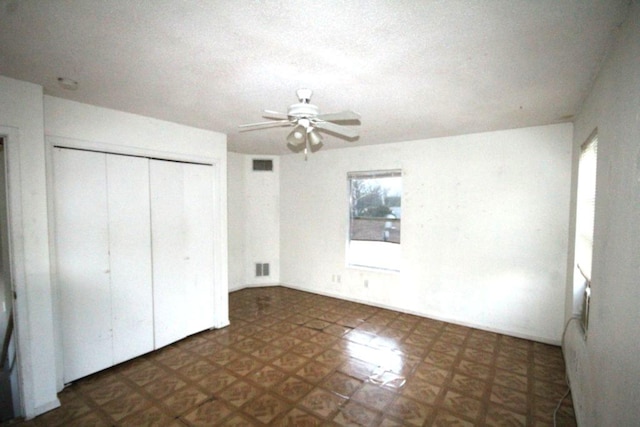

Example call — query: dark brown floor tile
[423,350,457,369]
[241,392,288,424]
[296,360,333,384]
[431,339,463,356]
[432,409,475,426]
[118,403,177,426]
[315,348,348,368]
[270,335,303,350]
[498,344,529,362]
[217,380,261,408]
[308,331,339,346]
[495,355,529,376]
[461,347,495,366]
[332,400,381,426]
[440,390,482,422]
[208,347,242,366]
[401,377,441,404]
[154,347,200,370]
[494,368,528,393]
[272,352,310,372]
[344,329,376,345]
[100,390,151,422]
[322,371,364,398]
[448,373,487,399]
[181,399,234,426]
[291,341,325,358]
[338,358,377,381]
[224,355,264,377]
[288,326,319,340]
[385,395,434,426]
[489,384,528,415]
[251,342,287,362]
[532,364,567,385]
[161,385,209,416]
[233,336,266,354]
[274,377,314,403]
[483,402,527,426]
[351,383,396,411]
[272,407,324,426]
[198,368,238,394]
[143,373,188,400]
[83,378,134,406]
[455,359,492,380]
[57,411,112,427]
[177,359,218,382]
[299,387,347,419]
[413,362,451,386]
[440,331,468,346]
[248,364,289,388]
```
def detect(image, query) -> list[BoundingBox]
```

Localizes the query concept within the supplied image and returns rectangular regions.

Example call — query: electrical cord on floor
[554,316,579,427]
[553,378,572,427]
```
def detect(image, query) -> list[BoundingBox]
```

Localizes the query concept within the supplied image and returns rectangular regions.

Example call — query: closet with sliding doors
[52,146,216,383]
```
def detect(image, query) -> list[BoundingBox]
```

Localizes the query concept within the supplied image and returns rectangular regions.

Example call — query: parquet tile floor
[4,286,576,426]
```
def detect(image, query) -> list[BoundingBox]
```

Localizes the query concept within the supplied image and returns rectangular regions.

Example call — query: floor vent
[255,263,270,277]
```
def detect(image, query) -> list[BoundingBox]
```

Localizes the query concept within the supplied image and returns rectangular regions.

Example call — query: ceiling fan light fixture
[307,129,322,146]
[239,88,360,156]
[286,124,306,147]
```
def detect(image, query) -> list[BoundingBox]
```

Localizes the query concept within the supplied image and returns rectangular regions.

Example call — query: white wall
[227,153,281,290]
[227,152,246,291]
[244,156,280,286]
[44,96,229,388]
[563,2,640,425]
[281,123,572,343]
[0,76,60,418]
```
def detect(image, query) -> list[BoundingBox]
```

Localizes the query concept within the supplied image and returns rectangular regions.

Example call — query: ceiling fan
[239,88,361,157]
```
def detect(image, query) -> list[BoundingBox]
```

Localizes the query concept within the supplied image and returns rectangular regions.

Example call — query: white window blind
[575,134,598,281]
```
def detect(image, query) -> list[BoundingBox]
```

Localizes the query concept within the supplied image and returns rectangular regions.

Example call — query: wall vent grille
[255,263,270,277]
[252,159,273,171]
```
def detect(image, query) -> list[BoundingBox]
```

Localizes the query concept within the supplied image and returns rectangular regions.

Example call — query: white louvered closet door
[54,148,154,383]
[150,160,215,349]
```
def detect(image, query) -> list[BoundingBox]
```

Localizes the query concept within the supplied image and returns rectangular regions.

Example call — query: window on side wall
[347,170,402,271]
[573,132,598,335]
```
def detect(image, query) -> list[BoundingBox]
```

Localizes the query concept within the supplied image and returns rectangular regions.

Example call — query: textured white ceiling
[0,0,630,154]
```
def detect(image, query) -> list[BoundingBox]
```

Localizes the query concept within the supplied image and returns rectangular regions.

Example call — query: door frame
[0,126,28,417]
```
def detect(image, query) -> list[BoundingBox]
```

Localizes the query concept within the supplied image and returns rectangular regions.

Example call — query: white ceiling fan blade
[238,119,292,131]
[263,110,289,120]
[315,121,359,138]
[316,110,361,122]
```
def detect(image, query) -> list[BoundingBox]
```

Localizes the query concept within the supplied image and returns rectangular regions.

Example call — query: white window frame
[573,132,598,335]
[347,170,402,272]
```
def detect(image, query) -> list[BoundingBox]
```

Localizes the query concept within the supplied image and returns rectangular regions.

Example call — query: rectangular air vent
[255,263,270,277]
[252,159,273,171]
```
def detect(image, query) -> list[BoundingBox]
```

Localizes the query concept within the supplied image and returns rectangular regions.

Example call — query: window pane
[348,171,402,271]
[349,174,401,243]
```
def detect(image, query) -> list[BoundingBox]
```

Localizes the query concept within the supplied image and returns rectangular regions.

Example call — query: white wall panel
[280,123,572,344]
[564,3,640,425]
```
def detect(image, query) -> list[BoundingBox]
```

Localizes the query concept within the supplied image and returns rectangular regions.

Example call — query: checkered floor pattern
[4,286,576,426]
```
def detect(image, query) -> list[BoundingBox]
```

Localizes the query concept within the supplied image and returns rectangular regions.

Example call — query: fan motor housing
[288,103,319,118]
